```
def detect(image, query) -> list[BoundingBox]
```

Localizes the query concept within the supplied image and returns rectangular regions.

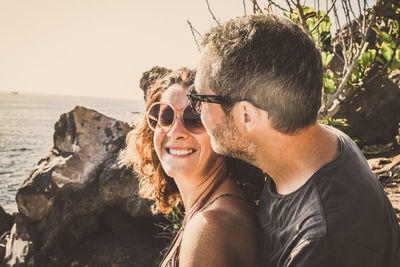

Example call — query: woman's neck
[176,157,227,212]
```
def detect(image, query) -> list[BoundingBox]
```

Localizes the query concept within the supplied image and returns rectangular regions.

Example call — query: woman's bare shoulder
[179,196,259,266]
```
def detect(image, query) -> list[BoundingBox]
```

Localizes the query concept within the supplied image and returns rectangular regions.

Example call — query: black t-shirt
[257,127,400,267]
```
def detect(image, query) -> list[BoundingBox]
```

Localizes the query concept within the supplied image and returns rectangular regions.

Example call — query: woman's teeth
[168,149,194,156]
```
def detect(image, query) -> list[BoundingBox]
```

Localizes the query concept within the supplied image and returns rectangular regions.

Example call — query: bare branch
[357,0,363,18]
[252,0,263,14]
[347,0,359,22]
[285,0,294,13]
[310,0,337,33]
[267,0,290,13]
[333,3,348,71]
[341,0,352,30]
[322,13,377,117]
[342,0,355,63]
[243,0,247,15]
[333,1,341,31]
[295,0,309,32]
[205,0,220,25]
[364,0,369,10]
[361,5,367,33]
[187,20,202,53]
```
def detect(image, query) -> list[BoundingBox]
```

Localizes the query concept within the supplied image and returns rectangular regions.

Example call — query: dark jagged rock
[369,153,400,222]
[0,205,13,262]
[0,206,13,237]
[334,70,400,147]
[3,106,168,267]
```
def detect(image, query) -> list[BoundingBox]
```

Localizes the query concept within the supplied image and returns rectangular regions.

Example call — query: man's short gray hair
[201,14,323,134]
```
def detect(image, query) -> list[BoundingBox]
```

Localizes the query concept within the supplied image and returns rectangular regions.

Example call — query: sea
[0,91,145,214]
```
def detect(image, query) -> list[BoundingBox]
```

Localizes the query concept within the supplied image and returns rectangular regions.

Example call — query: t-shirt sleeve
[285,236,380,267]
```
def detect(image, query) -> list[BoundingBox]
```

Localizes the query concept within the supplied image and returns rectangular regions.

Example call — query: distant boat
[11,91,18,95]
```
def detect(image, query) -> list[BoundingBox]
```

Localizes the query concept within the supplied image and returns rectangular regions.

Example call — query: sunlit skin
[153,84,225,207]
[154,84,260,266]
[195,47,339,195]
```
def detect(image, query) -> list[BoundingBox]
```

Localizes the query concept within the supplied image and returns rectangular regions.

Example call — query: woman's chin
[164,166,195,181]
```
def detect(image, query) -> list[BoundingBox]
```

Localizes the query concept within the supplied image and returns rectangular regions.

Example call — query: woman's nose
[167,116,189,139]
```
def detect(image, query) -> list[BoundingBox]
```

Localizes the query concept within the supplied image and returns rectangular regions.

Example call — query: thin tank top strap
[198,193,247,212]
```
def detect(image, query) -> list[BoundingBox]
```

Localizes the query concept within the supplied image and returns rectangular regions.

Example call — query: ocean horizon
[0,91,145,213]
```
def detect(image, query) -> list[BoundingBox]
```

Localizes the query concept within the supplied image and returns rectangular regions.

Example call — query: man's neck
[256,123,339,195]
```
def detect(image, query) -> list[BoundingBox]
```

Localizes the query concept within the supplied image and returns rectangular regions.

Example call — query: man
[188,14,400,267]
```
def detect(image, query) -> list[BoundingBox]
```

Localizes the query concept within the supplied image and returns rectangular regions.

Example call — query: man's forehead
[195,50,220,95]
[194,73,213,95]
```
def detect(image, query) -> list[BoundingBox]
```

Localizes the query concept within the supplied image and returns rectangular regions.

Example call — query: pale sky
[0,0,374,100]
[0,0,248,100]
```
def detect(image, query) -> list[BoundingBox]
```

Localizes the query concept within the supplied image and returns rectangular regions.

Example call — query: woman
[125,68,263,266]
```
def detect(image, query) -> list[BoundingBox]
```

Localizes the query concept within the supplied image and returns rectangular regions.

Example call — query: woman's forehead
[160,84,189,109]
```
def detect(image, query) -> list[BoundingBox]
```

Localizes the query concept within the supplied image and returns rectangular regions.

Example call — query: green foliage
[284,7,332,49]
[319,117,349,128]
[373,24,400,72]
[324,74,336,94]
[374,0,400,21]
[370,0,400,73]
[167,203,185,232]
[279,2,400,116]
[321,51,334,68]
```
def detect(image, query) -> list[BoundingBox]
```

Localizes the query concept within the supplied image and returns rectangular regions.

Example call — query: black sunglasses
[186,85,231,115]
[147,102,205,134]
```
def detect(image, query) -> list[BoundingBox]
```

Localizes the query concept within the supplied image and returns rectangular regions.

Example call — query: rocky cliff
[2,106,169,267]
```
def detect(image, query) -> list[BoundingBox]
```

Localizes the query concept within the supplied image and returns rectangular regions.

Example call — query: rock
[0,205,13,237]
[368,154,400,221]
[3,218,34,267]
[4,106,168,266]
[0,205,13,263]
[334,70,400,147]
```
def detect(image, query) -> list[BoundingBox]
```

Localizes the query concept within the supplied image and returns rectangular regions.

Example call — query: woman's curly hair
[125,67,196,214]
[125,67,266,214]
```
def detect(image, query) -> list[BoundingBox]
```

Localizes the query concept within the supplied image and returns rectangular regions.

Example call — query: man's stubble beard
[210,111,257,165]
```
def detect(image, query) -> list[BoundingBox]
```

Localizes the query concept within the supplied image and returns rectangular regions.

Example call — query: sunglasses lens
[147,104,160,130]
[183,106,204,133]
[159,104,174,127]
[147,103,175,130]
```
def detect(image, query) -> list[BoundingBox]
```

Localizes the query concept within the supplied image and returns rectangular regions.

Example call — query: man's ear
[234,101,262,133]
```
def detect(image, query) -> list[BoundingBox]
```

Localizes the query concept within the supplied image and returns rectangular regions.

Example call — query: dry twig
[295,0,309,31]
[206,0,220,24]
[252,0,263,14]
[267,0,290,13]
[187,20,202,53]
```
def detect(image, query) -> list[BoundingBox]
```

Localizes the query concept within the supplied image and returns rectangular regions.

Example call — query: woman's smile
[166,147,196,157]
